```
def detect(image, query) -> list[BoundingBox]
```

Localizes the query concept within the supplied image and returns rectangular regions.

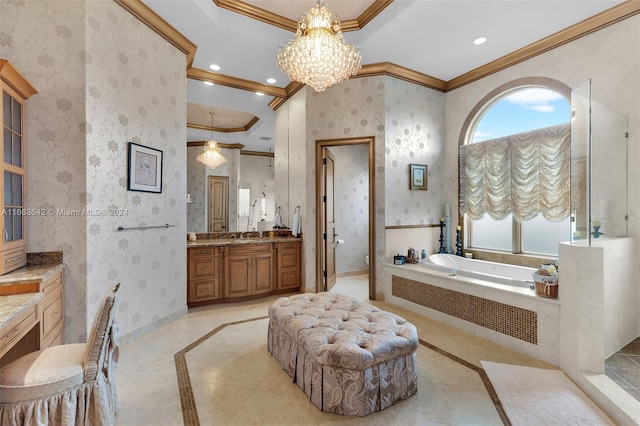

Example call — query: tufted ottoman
[267,292,418,416]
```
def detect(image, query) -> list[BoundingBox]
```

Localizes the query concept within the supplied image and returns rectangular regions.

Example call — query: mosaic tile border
[392,275,538,344]
[174,316,268,426]
[173,315,510,426]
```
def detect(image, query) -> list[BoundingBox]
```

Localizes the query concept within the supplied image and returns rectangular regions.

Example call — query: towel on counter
[275,211,282,227]
[291,212,301,237]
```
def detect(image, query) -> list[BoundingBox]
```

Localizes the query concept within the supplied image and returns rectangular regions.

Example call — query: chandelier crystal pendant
[196,112,228,170]
[277,1,362,92]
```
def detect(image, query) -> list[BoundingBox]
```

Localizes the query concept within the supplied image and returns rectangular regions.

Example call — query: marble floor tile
[330,274,369,301]
[605,337,640,402]
[115,295,598,425]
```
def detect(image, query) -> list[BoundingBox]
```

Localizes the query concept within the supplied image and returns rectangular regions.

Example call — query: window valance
[459,123,570,223]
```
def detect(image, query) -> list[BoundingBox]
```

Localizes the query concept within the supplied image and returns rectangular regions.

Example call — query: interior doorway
[316,137,375,300]
[208,176,229,232]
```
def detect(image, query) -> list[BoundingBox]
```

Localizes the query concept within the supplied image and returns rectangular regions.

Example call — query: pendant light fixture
[196,112,228,170]
[277,1,361,92]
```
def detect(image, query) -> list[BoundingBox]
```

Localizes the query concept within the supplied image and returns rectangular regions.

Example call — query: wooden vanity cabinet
[276,241,301,291]
[224,243,273,298]
[187,246,223,306]
[0,60,37,275]
[39,271,64,348]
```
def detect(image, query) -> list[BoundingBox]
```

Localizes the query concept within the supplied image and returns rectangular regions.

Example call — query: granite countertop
[187,237,301,247]
[0,263,64,286]
[0,292,42,328]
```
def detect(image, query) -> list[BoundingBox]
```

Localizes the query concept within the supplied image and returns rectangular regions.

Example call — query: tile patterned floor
[114,294,587,426]
[330,274,369,301]
[605,337,640,402]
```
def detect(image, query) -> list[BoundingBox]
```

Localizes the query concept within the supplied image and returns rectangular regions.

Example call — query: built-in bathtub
[383,254,561,365]
[422,253,535,290]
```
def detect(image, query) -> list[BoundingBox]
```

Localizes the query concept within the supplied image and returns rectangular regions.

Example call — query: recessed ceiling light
[256,92,265,96]
[203,81,214,86]
[473,37,487,45]
[266,78,277,84]
[209,64,221,71]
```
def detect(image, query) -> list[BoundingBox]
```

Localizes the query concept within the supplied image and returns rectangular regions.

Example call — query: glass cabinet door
[2,90,25,245]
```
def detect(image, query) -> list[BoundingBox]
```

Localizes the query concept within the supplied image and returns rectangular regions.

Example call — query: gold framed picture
[409,163,427,190]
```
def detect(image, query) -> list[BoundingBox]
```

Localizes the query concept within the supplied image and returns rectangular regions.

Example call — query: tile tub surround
[383,262,561,365]
[392,276,538,344]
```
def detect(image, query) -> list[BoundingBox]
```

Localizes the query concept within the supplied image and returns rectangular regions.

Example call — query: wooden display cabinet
[0,60,37,275]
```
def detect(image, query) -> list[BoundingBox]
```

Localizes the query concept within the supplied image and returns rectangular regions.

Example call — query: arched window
[460,79,571,256]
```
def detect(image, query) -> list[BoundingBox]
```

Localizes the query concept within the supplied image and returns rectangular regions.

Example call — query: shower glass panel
[571,79,628,246]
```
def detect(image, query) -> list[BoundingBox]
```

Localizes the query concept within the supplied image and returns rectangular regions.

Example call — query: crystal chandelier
[196,112,228,169]
[277,1,361,92]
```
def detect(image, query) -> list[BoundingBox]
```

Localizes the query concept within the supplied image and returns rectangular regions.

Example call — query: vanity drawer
[42,271,63,294]
[227,243,271,256]
[278,249,300,270]
[278,270,300,290]
[189,246,217,258]
[277,241,300,251]
[189,256,220,279]
[41,287,63,338]
[0,302,38,358]
[188,278,221,302]
[0,247,26,275]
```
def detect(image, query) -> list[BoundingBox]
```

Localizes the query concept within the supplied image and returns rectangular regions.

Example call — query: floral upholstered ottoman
[267,292,418,416]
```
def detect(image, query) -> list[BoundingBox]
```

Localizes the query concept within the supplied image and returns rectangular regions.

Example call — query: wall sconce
[186,193,193,205]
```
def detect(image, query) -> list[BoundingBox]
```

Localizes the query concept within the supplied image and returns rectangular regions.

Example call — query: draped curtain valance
[459,123,570,223]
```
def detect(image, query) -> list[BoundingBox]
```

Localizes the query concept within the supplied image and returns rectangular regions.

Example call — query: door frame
[207,175,229,232]
[315,136,376,300]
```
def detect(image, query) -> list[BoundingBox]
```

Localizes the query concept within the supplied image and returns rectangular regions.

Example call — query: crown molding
[187,116,259,133]
[446,1,640,91]
[0,59,38,99]
[213,0,393,33]
[357,62,447,92]
[113,0,197,68]
[119,0,639,112]
[187,68,287,98]
[240,150,274,157]
[188,141,245,150]
[213,0,297,32]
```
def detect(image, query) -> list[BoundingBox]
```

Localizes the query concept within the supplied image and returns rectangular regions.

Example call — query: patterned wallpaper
[187,146,207,232]
[276,76,445,289]
[384,77,447,225]
[303,76,386,293]
[1,0,89,341]
[84,0,187,342]
[1,0,188,342]
[330,145,369,273]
